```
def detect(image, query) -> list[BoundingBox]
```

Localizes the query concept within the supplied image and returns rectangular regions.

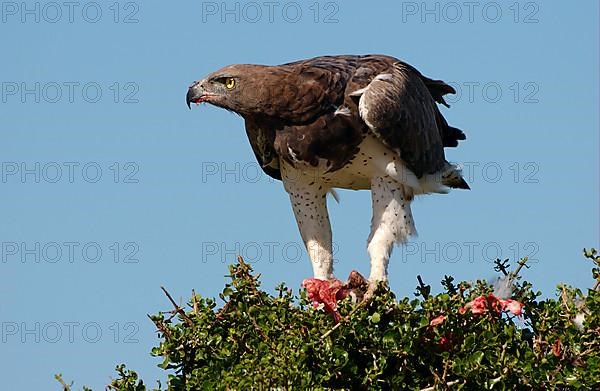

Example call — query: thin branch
[215,300,232,320]
[494,259,510,276]
[249,316,274,348]
[419,379,461,391]
[161,286,194,326]
[441,275,457,295]
[192,289,199,315]
[54,374,71,391]
[148,314,172,338]
[441,359,449,383]
[415,275,431,299]
[321,300,367,340]
[509,257,530,280]
[559,284,572,314]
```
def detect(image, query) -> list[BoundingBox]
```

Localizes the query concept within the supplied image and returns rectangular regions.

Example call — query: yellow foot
[363,280,379,303]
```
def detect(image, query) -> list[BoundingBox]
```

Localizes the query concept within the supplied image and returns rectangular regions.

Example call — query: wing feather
[354,62,447,177]
[244,118,281,180]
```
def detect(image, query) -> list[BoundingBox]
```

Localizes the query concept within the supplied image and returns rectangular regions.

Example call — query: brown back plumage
[189,55,467,181]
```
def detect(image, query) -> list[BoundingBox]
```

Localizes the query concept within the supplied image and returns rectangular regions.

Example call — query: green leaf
[371,312,381,323]
[471,351,485,365]
[96,250,600,390]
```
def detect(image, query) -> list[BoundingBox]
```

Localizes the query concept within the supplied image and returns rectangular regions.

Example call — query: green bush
[68,249,600,390]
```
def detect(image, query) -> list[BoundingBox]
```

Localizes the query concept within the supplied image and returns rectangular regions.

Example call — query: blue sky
[1,0,598,389]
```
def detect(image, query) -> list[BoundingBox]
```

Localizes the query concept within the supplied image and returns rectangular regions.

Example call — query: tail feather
[422,77,456,107]
[441,165,470,190]
[446,176,470,190]
[435,109,466,148]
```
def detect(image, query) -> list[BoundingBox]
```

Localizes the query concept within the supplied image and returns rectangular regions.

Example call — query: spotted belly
[285,134,419,191]
[325,134,416,190]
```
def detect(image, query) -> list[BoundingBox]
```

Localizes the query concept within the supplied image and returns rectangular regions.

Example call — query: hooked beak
[186,80,207,109]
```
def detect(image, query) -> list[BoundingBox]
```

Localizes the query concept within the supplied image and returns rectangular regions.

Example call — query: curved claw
[362,281,379,303]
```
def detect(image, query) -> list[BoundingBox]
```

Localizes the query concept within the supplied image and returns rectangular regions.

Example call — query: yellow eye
[224,78,236,89]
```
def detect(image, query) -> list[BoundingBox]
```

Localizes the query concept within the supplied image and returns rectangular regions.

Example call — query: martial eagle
[187,54,469,297]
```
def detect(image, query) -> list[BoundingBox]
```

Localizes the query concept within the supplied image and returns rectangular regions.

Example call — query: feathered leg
[282,164,334,280]
[366,176,417,298]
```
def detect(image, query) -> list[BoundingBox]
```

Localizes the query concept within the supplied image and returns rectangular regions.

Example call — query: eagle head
[186,64,271,115]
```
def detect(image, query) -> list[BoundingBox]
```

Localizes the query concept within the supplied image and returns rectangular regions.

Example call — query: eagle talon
[362,279,388,304]
[342,270,370,303]
[363,283,377,304]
